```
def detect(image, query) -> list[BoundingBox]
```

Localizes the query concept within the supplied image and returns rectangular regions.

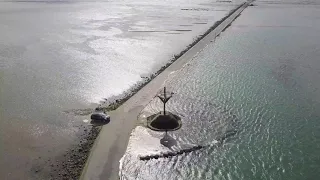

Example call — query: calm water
[0,0,244,179]
[121,1,320,179]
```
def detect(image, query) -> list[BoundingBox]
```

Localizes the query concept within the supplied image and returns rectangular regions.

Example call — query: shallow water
[0,0,245,179]
[121,1,320,179]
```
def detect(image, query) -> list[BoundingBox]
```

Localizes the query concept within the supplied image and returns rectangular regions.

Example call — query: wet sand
[43,2,251,179]
[80,2,251,180]
[0,0,245,179]
[45,126,100,179]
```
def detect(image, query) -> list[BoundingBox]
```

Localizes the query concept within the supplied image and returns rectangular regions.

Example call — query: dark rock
[176,151,183,155]
[95,107,103,111]
[167,152,175,156]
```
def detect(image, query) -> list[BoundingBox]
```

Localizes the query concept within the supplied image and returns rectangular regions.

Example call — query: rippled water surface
[121,1,320,179]
[0,0,244,179]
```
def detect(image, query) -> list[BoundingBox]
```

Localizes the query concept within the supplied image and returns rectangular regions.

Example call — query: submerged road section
[80,1,253,180]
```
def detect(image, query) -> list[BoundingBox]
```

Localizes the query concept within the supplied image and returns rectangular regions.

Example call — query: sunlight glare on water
[120,1,320,179]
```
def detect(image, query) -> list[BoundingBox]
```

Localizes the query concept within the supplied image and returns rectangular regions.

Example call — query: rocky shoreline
[46,2,247,179]
[96,2,245,113]
[47,125,101,180]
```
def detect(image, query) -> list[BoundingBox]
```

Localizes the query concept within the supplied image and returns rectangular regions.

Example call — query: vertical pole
[163,87,166,115]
